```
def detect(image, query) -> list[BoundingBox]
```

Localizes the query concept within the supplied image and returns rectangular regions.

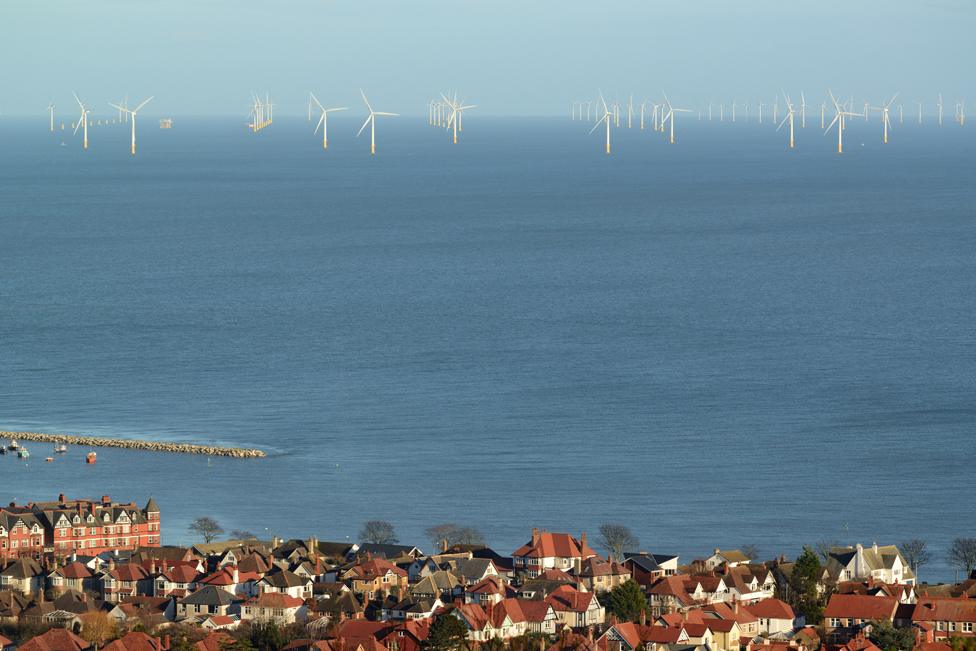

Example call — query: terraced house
[1,495,160,560]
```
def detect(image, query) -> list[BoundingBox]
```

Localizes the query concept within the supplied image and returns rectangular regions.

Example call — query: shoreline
[0,430,266,458]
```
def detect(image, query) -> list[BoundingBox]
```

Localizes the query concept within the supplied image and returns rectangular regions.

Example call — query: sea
[1,114,973,582]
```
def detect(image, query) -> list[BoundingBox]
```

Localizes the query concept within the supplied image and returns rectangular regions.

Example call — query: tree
[605,579,650,623]
[359,520,399,544]
[189,517,224,543]
[788,546,827,624]
[230,530,258,541]
[814,540,837,563]
[868,619,916,651]
[899,539,931,580]
[79,611,118,647]
[742,544,761,562]
[247,621,286,651]
[947,538,976,578]
[424,614,469,651]
[598,523,639,562]
[424,524,486,551]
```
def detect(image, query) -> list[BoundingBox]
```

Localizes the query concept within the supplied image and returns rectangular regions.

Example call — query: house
[193,632,236,651]
[381,596,442,621]
[545,584,605,628]
[835,580,917,604]
[257,568,312,599]
[743,598,798,635]
[241,591,308,625]
[0,589,30,624]
[647,575,697,617]
[911,596,976,639]
[177,586,241,621]
[598,622,689,651]
[198,565,260,598]
[705,550,752,570]
[465,576,511,606]
[442,558,501,585]
[200,614,240,630]
[100,562,154,602]
[824,544,915,585]
[18,628,91,651]
[0,558,45,595]
[352,544,423,561]
[623,553,680,584]
[341,557,408,600]
[49,561,96,595]
[823,593,899,642]
[101,631,170,651]
[513,529,597,578]
[407,557,440,582]
[408,571,462,601]
[108,595,176,628]
[154,561,205,597]
[576,557,632,593]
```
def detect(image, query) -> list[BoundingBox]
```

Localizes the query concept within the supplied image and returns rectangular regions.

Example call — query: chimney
[580,531,587,552]
[58,493,66,505]
[442,538,449,554]
[873,542,878,554]
[640,609,647,626]
[531,528,540,546]
[102,495,111,506]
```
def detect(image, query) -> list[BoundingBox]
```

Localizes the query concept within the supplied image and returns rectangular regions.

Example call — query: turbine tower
[109,96,154,155]
[357,90,398,155]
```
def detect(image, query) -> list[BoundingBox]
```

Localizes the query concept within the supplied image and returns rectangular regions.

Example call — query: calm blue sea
[1,115,974,582]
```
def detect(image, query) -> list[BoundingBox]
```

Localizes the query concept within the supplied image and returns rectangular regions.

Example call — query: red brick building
[0,495,160,561]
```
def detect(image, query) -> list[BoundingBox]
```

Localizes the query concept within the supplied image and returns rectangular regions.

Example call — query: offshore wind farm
[3,0,976,587]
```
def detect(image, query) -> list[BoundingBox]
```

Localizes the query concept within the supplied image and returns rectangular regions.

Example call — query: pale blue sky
[1,0,972,116]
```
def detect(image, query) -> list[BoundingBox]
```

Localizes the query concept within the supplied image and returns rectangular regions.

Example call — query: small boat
[86,452,97,464]
[45,457,54,463]
[18,448,30,459]
[8,440,19,451]
[0,447,7,455]
[54,443,68,454]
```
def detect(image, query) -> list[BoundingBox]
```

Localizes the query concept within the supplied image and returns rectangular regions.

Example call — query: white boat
[54,443,68,454]
[8,439,19,451]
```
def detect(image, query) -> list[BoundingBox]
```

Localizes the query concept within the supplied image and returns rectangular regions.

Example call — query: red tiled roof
[111,564,150,582]
[745,598,795,620]
[913,597,976,623]
[193,633,234,651]
[248,592,304,608]
[824,594,899,621]
[101,632,168,651]
[55,562,93,580]
[513,531,596,560]
[18,629,90,651]
[545,584,597,613]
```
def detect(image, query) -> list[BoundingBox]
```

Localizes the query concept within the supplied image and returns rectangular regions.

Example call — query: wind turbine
[627,94,634,129]
[46,103,55,132]
[758,100,764,125]
[938,93,944,126]
[777,92,796,149]
[442,93,476,144]
[357,90,398,155]
[109,96,153,155]
[309,93,347,150]
[639,99,648,130]
[869,92,898,144]
[590,92,612,154]
[800,92,807,128]
[662,92,692,144]
[72,92,90,150]
[824,90,862,154]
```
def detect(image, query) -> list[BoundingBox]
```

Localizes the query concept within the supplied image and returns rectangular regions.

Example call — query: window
[830,619,841,628]
[963,623,973,633]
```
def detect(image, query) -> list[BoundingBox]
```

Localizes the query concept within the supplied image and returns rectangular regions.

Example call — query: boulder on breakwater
[0,431,266,458]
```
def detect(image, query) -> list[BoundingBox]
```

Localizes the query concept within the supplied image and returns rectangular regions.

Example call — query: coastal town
[1,495,975,651]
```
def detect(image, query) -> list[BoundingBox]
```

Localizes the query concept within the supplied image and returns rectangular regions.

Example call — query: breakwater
[1,431,266,458]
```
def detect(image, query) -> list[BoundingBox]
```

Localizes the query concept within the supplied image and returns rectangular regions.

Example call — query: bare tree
[230,529,258,541]
[188,517,224,543]
[425,523,486,551]
[359,520,399,544]
[79,611,118,647]
[947,538,976,579]
[598,523,639,562]
[814,540,837,563]
[899,539,931,580]
[742,544,761,562]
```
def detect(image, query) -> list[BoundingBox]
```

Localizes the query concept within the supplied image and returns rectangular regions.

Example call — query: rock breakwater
[0,431,266,458]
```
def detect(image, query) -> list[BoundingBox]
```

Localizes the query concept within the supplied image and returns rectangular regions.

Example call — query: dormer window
[103,514,111,522]
[73,515,81,524]
[87,515,95,523]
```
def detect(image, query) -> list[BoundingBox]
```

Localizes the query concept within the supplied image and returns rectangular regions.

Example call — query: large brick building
[0,495,160,561]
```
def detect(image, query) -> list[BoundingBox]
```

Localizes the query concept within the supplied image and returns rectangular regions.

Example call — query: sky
[1,0,973,117]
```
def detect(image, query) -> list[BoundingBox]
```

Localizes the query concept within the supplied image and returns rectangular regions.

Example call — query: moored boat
[8,439,19,451]
[54,442,68,454]
[86,451,97,464]
[18,448,30,459]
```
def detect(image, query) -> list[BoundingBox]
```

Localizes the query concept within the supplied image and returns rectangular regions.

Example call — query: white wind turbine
[47,103,55,132]
[589,92,612,154]
[662,92,692,144]
[310,93,347,150]
[824,90,862,154]
[357,90,398,155]
[776,92,796,149]
[800,92,807,128]
[869,92,898,144]
[72,92,90,150]
[758,100,764,125]
[938,93,943,126]
[109,96,153,155]
[442,92,477,144]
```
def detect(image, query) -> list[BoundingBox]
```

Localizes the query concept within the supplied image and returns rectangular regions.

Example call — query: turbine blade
[360,89,373,113]
[356,115,372,137]
[133,96,154,113]
[310,93,324,111]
